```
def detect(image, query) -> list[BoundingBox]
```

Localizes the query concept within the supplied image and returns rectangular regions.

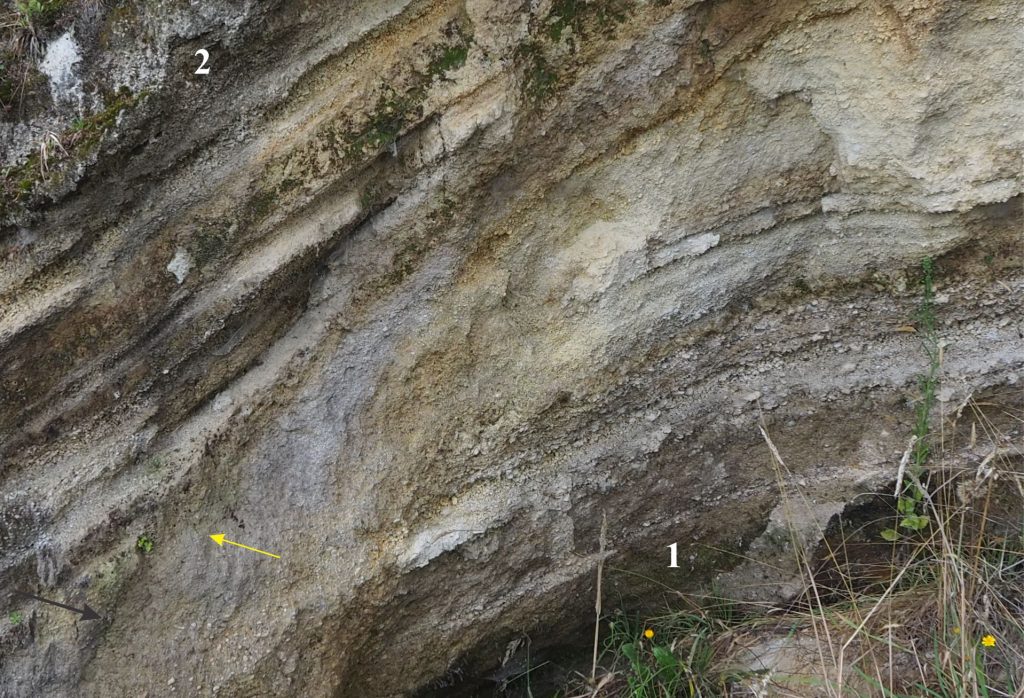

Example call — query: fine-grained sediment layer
[0,0,1021,695]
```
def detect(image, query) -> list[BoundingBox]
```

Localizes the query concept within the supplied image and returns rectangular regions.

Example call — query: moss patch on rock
[0,87,141,220]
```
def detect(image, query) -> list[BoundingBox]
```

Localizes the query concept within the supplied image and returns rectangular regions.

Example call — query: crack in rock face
[0,0,1022,696]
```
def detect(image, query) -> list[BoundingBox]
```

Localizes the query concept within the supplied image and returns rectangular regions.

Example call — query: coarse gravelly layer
[0,0,1021,696]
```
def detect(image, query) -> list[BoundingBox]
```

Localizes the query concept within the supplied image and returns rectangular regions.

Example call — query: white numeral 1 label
[194,49,211,75]
[667,542,679,568]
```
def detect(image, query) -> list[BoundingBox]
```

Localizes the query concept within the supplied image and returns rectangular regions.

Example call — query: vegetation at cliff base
[544,259,1024,698]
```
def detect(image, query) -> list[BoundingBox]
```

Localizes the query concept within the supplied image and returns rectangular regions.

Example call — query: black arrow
[14,591,101,621]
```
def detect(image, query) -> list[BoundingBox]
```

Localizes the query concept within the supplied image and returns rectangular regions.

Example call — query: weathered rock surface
[0,0,1021,695]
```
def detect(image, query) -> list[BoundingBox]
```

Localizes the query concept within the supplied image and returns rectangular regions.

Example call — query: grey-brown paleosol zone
[0,1,1021,696]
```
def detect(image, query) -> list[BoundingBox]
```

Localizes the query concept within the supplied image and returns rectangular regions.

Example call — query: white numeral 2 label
[194,49,211,75]
[667,542,679,568]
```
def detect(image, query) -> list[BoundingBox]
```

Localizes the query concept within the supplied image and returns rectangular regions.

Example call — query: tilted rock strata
[0,0,1021,695]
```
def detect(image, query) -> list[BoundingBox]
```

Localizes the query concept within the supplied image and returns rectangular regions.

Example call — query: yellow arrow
[209,533,280,559]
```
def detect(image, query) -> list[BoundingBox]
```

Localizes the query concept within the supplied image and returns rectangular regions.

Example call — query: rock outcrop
[1,0,1021,695]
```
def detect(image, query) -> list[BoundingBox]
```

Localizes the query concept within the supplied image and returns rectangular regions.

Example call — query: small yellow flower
[952,627,961,635]
[644,628,655,639]
[981,635,996,648]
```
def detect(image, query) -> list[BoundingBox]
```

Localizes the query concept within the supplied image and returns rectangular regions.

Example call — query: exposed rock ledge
[0,0,1020,695]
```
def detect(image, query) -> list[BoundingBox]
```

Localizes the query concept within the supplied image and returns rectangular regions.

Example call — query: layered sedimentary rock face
[0,0,1020,695]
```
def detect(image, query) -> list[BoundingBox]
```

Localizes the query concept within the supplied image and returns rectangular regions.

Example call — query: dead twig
[591,510,607,685]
